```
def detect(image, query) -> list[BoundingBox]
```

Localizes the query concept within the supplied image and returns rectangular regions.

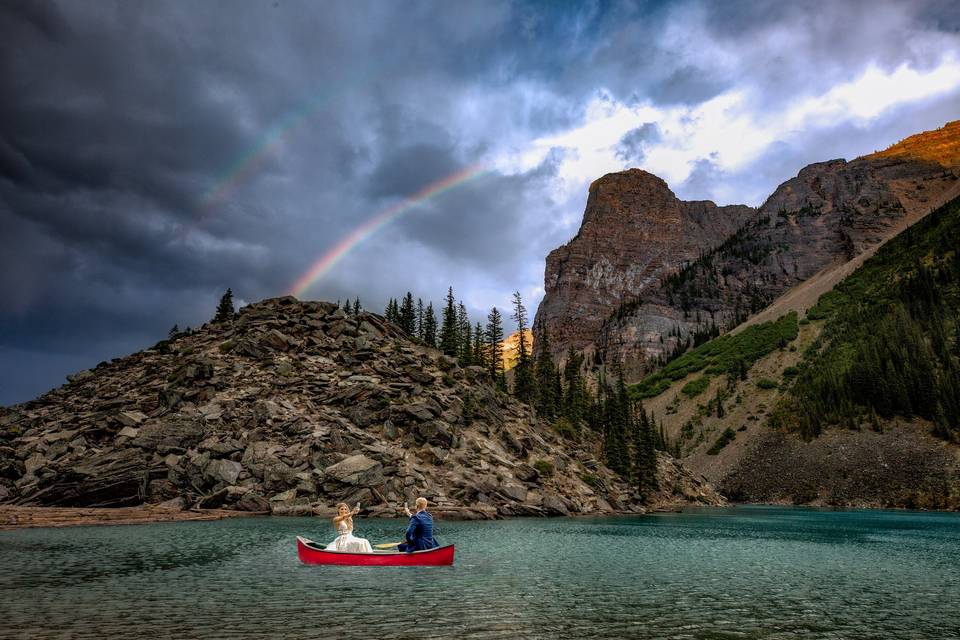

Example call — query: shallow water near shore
[2,506,959,639]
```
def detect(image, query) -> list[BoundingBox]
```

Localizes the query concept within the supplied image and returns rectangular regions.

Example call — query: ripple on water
[1,508,959,639]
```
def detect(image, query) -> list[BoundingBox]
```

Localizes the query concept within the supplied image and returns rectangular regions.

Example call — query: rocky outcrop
[0,297,724,519]
[534,169,755,362]
[535,122,960,380]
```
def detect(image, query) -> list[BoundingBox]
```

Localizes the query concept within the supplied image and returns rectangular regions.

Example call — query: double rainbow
[288,165,488,298]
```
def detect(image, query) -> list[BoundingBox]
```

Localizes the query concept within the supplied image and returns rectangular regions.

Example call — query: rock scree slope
[0,297,722,519]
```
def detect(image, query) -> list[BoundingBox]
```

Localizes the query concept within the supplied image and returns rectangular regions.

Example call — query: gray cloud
[2,0,959,404]
[616,122,661,166]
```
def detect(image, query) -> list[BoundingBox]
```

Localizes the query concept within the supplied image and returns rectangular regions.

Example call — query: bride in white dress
[325,502,373,553]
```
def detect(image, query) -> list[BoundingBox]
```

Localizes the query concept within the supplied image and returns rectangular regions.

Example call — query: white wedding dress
[325,521,373,553]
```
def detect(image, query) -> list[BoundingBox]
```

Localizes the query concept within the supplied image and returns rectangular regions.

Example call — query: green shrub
[579,473,600,488]
[681,376,711,398]
[707,427,736,455]
[554,417,579,440]
[533,460,555,477]
[757,378,778,389]
[630,312,798,399]
[782,366,799,378]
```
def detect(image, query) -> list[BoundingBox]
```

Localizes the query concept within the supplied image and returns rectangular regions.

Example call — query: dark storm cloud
[2,0,959,404]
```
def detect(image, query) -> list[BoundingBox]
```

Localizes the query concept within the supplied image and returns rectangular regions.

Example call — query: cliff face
[0,297,723,519]
[533,169,755,362]
[536,122,960,379]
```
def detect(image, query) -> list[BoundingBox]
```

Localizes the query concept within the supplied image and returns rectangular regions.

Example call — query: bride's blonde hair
[336,502,349,512]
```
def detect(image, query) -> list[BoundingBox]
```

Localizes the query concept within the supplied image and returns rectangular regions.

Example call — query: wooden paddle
[374,542,404,549]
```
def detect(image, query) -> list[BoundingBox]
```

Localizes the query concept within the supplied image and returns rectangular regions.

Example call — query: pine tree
[352,297,361,316]
[416,298,425,340]
[715,387,725,418]
[486,307,506,390]
[472,322,486,369]
[399,293,416,335]
[423,303,438,347]
[634,399,659,496]
[168,324,179,339]
[456,302,472,363]
[562,347,588,424]
[461,322,473,366]
[214,288,235,323]
[440,287,460,356]
[511,291,535,403]
[534,324,560,419]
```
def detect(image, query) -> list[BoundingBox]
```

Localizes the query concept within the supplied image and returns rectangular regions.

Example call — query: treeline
[379,287,668,496]
[775,196,960,441]
[380,287,511,390]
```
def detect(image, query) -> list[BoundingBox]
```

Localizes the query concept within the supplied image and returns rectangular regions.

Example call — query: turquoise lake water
[1,507,959,639]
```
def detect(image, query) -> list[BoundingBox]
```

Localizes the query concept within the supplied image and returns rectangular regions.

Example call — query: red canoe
[296,536,455,566]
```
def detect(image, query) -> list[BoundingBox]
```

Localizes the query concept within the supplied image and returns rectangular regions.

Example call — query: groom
[397,497,440,553]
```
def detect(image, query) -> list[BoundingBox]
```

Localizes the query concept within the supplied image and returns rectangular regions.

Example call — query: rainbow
[196,68,381,219]
[288,165,488,297]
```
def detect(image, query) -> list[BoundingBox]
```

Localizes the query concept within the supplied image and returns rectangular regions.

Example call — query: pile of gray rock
[0,297,722,518]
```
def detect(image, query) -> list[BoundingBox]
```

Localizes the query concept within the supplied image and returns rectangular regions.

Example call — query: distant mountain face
[534,121,960,380]
[500,329,534,371]
[532,169,755,366]
[634,192,960,510]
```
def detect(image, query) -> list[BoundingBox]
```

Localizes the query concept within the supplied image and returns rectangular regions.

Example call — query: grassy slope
[629,312,798,400]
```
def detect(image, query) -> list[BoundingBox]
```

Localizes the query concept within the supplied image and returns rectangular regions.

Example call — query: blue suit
[397,510,439,553]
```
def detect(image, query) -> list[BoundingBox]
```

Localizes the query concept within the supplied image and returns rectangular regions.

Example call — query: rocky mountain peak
[534,169,755,360]
[537,121,960,377]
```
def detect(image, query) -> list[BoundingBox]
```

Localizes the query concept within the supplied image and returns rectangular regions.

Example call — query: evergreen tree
[440,287,460,356]
[399,293,416,335]
[633,399,659,496]
[460,321,473,366]
[562,347,589,424]
[416,298,425,340]
[352,297,361,316]
[457,302,472,363]
[511,291,535,403]
[423,303,438,347]
[168,324,179,339]
[486,307,506,390]
[534,325,560,419]
[601,379,631,477]
[214,288,235,323]
[715,387,725,418]
[472,322,487,370]
[384,298,398,323]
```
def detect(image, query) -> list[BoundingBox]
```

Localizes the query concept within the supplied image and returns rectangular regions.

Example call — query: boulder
[205,459,243,485]
[116,411,146,427]
[498,481,528,502]
[117,426,140,439]
[514,463,540,483]
[131,418,205,451]
[259,329,293,352]
[235,492,271,512]
[541,494,571,516]
[24,452,46,476]
[324,454,384,487]
[414,421,453,448]
[269,488,297,504]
